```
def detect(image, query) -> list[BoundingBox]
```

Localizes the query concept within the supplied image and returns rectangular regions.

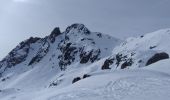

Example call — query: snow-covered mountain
[101,28,170,70]
[0,23,120,93]
[0,24,170,100]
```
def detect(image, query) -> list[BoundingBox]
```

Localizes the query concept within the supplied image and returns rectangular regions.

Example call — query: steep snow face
[0,23,120,90]
[102,28,170,70]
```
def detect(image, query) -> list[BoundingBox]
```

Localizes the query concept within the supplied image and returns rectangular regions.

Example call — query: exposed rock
[116,53,127,66]
[140,35,144,38]
[58,39,101,70]
[0,23,119,77]
[72,74,91,84]
[101,58,114,70]
[146,52,169,66]
[80,51,93,64]
[97,33,102,38]
[29,38,50,65]
[149,46,157,49]
[0,37,40,69]
[83,74,91,79]
[58,43,78,70]
[49,27,61,43]
[80,49,100,64]
[1,78,6,81]
[90,49,101,63]
[121,59,133,69]
[65,23,90,35]
[138,60,143,63]
[72,77,81,84]
[101,52,134,70]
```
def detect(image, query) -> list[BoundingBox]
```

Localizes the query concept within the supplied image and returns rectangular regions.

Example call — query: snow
[105,28,170,69]
[0,25,170,100]
[1,67,170,100]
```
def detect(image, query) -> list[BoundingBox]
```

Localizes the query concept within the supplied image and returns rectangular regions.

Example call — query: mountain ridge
[0,24,170,100]
[0,23,120,72]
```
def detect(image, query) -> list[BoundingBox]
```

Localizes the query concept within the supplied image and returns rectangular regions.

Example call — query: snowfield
[0,24,170,100]
[1,65,170,100]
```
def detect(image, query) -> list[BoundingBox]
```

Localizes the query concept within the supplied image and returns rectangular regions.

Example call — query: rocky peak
[0,37,40,72]
[49,27,61,43]
[0,23,120,73]
[7,37,40,60]
[56,24,119,70]
[20,37,41,48]
[65,23,90,35]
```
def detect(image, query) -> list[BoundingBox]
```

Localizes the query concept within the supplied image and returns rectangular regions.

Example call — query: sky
[0,0,170,59]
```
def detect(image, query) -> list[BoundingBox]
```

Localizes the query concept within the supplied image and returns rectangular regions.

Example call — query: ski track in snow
[48,78,170,100]
[48,72,170,100]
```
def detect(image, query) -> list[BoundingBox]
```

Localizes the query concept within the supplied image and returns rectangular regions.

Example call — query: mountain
[0,25,170,100]
[101,28,170,70]
[0,23,120,90]
[0,23,120,72]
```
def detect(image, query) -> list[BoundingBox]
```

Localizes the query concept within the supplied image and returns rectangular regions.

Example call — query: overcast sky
[0,0,170,59]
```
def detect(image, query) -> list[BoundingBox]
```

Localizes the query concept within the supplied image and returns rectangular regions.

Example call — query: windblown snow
[0,24,170,100]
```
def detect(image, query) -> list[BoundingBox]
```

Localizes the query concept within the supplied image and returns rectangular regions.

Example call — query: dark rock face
[97,33,102,38]
[115,53,127,66]
[65,23,90,35]
[121,59,133,69]
[58,38,101,70]
[72,77,81,84]
[81,48,100,63]
[20,37,40,48]
[29,38,50,65]
[80,49,100,64]
[101,58,114,70]
[102,53,134,70]
[140,35,144,38]
[49,27,61,43]
[115,53,134,69]
[0,37,40,69]
[72,74,91,84]
[146,52,169,66]
[58,42,78,70]
[83,74,91,79]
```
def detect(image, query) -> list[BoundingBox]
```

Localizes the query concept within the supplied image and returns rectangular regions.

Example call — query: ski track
[47,75,170,100]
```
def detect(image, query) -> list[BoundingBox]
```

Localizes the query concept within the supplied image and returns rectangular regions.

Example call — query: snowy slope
[101,28,170,70]
[1,62,170,100]
[0,25,170,100]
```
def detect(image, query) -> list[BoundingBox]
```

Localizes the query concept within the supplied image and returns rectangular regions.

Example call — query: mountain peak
[65,23,90,34]
[49,27,61,43]
[0,25,170,100]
